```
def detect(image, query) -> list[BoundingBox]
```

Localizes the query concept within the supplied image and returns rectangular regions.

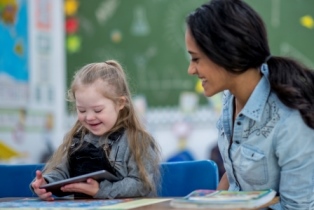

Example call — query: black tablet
[39,170,119,196]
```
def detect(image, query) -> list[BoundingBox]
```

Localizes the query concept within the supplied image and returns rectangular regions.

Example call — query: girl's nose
[85,112,95,120]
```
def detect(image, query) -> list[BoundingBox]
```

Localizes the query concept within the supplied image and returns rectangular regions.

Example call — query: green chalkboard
[66,0,314,107]
[247,0,314,69]
[66,0,208,108]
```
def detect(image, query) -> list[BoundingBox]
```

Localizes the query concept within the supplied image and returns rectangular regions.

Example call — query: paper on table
[99,198,171,209]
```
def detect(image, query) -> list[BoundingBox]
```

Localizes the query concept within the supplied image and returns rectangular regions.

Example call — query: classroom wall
[1,0,314,164]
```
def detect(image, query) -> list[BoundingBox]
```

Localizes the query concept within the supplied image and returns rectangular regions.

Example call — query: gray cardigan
[39,131,158,198]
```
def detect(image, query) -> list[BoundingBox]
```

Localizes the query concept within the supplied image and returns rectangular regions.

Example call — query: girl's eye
[78,110,86,113]
[95,110,102,113]
[191,58,199,62]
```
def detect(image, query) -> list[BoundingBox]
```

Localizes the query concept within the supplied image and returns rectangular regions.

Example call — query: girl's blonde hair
[44,60,161,195]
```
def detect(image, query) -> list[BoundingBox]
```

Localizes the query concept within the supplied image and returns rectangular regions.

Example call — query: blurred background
[0,0,313,175]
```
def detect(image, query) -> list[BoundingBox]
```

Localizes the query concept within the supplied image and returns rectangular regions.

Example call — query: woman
[185,0,314,209]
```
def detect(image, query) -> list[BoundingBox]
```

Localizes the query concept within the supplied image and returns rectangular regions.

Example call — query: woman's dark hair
[186,0,314,129]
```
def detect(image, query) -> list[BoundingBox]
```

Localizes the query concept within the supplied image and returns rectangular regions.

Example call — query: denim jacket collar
[240,75,271,122]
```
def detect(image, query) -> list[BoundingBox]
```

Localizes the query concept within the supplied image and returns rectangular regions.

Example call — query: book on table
[170,189,277,209]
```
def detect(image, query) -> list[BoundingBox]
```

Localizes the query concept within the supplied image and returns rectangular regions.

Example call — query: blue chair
[166,149,195,162]
[158,160,218,197]
[0,163,45,197]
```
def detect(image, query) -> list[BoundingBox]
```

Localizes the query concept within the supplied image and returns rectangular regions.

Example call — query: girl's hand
[31,170,54,201]
[61,178,99,197]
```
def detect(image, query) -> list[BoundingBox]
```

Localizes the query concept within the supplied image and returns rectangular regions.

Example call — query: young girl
[185,0,314,209]
[31,60,161,200]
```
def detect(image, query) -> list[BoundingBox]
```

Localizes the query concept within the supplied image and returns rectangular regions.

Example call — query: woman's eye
[191,58,199,62]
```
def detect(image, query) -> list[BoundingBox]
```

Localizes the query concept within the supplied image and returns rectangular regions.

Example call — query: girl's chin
[88,127,106,136]
[90,131,105,136]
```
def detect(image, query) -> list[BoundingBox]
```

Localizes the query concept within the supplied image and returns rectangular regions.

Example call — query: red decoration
[65,17,79,34]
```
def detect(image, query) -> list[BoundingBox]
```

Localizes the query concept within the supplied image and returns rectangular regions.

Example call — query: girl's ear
[118,96,126,110]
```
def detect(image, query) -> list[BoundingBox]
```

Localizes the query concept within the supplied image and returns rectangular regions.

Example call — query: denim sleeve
[94,145,157,199]
[274,111,314,209]
[42,157,70,183]
[29,156,70,194]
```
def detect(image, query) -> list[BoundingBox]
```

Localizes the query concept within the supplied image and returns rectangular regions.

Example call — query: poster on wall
[0,0,65,164]
[0,0,29,107]
[0,108,54,163]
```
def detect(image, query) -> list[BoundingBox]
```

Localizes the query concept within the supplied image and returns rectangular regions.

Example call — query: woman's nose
[188,63,196,75]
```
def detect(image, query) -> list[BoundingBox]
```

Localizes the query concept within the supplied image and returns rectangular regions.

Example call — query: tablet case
[39,170,119,197]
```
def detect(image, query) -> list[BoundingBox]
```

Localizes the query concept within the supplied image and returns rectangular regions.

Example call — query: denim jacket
[40,130,158,199]
[217,73,314,209]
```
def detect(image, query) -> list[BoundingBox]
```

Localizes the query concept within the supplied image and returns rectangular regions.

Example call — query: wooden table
[0,196,279,209]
